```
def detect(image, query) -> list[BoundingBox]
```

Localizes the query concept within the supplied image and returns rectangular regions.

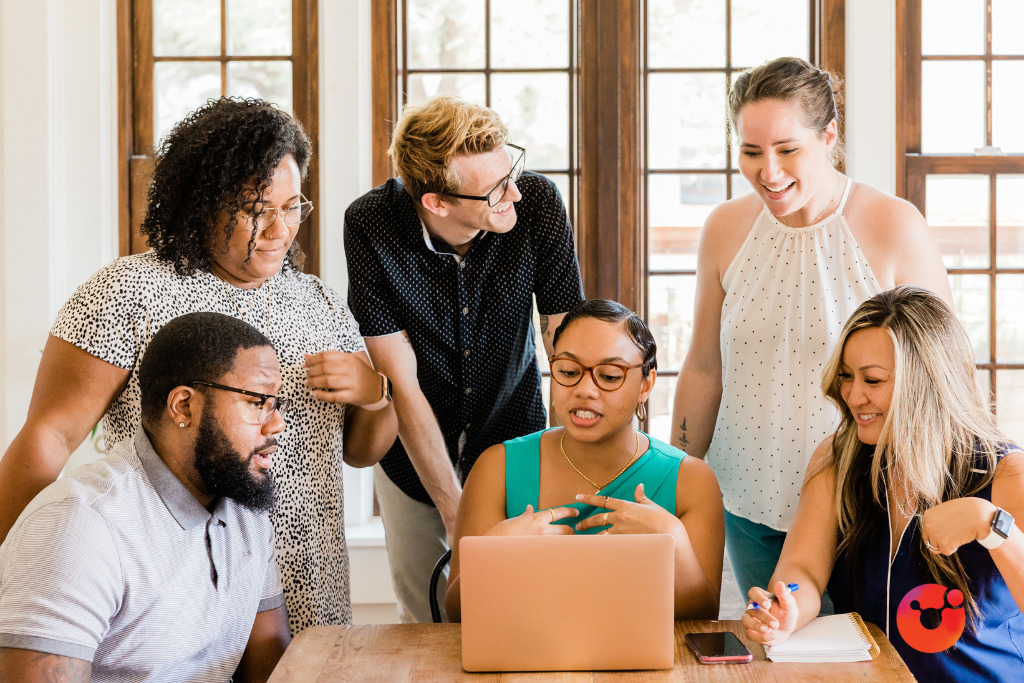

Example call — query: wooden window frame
[373,1,844,313]
[117,0,320,275]
[896,0,1024,407]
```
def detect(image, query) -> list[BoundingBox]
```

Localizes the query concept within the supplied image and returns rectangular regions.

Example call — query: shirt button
[464,349,471,356]
[466,423,471,429]
[459,261,466,269]
[465,387,472,395]
[462,307,469,315]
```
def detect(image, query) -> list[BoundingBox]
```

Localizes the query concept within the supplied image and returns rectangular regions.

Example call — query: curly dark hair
[140,97,312,276]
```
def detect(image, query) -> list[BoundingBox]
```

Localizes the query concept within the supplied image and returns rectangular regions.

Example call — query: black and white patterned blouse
[344,172,584,503]
[51,250,364,632]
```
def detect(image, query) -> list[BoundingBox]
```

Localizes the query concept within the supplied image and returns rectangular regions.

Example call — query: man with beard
[0,312,290,683]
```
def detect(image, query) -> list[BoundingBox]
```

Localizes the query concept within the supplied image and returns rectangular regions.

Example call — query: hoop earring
[634,402,647,422]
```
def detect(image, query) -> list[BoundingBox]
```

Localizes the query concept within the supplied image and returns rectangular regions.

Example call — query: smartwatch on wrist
[978,507,1014,550]
[380,374,393,403]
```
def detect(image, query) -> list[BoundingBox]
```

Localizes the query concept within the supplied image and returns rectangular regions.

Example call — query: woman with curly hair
[743,286,1024,680]
[0,97,397,632]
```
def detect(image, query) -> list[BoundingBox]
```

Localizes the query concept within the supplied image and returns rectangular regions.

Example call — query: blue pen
[746,582,799,611]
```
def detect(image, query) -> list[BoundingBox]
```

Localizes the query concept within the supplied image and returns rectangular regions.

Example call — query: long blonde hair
[820,286,1004,623]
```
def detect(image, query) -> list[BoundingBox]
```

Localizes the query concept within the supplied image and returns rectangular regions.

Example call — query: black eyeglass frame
[188,380,292,421]
[547,356,649,392]
[439,143,526,207]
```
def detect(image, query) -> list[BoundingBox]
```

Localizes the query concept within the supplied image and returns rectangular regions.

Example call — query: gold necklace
[560,430,641,493]
[212,271,271,336]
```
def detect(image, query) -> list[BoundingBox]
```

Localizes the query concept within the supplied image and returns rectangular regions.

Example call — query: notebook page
[766,613,872,661]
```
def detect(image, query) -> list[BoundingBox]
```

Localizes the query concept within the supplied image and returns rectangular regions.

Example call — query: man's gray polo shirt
[0,430,284,681]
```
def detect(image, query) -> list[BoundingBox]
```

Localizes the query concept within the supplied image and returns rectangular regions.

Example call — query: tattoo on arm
[677,418,689,450]
[539,315,550,337]
[5,650,92,682]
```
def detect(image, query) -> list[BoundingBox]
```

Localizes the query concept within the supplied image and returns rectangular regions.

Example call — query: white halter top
[708,180,882,531]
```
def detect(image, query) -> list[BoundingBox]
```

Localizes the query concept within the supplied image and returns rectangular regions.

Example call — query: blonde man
[342,97,583,622]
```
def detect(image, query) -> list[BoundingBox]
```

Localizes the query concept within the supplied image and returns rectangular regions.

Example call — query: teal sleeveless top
[504,430,685,534]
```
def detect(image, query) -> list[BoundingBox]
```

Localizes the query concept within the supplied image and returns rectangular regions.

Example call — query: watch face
[993,509,1015,539]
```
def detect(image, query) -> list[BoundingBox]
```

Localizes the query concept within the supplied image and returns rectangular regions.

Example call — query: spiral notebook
[765,612,880,663]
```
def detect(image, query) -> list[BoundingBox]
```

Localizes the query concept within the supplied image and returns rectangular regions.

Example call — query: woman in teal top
[445,299,725,622]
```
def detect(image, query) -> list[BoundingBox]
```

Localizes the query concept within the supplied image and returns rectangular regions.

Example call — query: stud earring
[179,422,185,428]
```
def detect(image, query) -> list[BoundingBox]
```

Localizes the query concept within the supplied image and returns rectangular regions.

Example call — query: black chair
[428,548,452,623]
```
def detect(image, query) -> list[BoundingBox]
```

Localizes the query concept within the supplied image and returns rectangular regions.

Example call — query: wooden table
[268,620,915,682]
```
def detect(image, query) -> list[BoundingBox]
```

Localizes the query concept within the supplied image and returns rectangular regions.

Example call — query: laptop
[459,534,675,672]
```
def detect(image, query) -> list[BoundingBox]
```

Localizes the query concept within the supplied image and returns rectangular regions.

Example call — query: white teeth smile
[492,202,511,214]
[765,183,793,193]
[859,414,881,421]
[573,410,597,419]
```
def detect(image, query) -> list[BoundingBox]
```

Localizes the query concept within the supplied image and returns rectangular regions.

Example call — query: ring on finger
[602,512,610,526]
[604,495,611,507]
[549,508,557,523]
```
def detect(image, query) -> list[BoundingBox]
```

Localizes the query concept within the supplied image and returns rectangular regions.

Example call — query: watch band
[978,507,1013,550]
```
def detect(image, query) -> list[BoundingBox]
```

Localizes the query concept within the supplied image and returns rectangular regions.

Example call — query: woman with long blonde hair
[743,286,1024,680]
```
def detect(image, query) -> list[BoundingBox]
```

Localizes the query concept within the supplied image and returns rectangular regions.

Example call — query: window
[118,0,320,273]
[898,0,1024,442]
[644,0,844,436]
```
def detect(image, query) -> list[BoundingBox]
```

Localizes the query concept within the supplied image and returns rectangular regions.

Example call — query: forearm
[766,562,823,631]
[444,574,463,622]
[0,425,75,543]
[670,368,722,458]
[392,389,461,522]
[672,528,720,619]
[342,403,398,468]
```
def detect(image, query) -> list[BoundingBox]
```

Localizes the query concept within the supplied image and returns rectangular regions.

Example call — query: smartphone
[685,631,753,664]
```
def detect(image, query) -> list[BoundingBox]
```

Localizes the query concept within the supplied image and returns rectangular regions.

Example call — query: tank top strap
[839,176,856,217]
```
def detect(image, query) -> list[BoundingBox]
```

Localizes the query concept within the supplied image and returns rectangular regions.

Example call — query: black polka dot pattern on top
[51,251,364,633]
[344,172,583,503]
[708,186,883,531]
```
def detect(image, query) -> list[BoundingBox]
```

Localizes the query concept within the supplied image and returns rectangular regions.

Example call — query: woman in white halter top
[670,57,953,607]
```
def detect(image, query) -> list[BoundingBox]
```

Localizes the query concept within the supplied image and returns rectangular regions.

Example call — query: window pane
[154,62,221,146]
[951,274,990,363]
[991,0,1024,55]
[648,0,725,68]
[227,61,293,113]
[921,0,985,55]
[647,373,677,446]
[976,368,992,405]
[996,274,1024,363]
[995,370,1024,446]
[921,61,985,153]
[154,0,220,57]
[407,0,485,69]
[543,173,570,209]
[730,171,755,199]
[648,274,697,370]
[997,176,1024,268]
[491,73,569,170]
[648,73,728,170]
[992,62,1024,154]
[407,73,487,106]
[490,0,568,68]
[730,0,809,68]
[227,0,291,57]
[925,175,989,268]
[649,174,724,272]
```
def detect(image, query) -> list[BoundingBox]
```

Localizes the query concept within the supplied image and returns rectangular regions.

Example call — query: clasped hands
[304,351,385,407]
[488,483,683,538]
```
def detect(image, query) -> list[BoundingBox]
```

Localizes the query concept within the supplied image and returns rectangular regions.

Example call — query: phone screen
[685,632,753,664]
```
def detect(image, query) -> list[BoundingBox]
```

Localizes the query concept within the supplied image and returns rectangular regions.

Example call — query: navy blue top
[344,173,583,503]
[830,446,1024,681]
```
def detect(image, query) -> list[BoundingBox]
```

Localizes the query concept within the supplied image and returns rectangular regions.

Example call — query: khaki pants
[373,464,449,623]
